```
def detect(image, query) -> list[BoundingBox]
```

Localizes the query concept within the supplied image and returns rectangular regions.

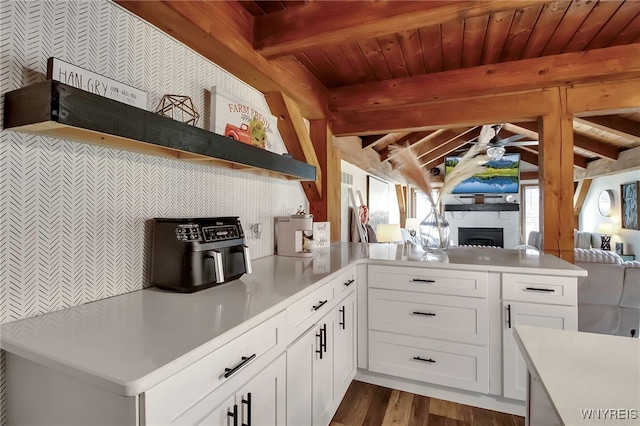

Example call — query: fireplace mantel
[445,203,519,212]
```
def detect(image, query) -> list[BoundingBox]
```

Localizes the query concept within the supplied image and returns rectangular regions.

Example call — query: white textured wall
[0,1,308,421]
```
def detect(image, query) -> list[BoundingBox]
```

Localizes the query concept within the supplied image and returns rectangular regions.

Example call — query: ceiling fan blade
[500,134,527,145]
[507,140,539,147]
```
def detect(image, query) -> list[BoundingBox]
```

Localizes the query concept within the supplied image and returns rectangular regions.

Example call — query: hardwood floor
[330,381,525,426]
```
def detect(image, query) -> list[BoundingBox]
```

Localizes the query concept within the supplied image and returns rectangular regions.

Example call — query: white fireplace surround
[445,210,521,249]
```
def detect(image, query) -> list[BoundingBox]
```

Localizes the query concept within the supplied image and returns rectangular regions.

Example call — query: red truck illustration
[224,122,251,144]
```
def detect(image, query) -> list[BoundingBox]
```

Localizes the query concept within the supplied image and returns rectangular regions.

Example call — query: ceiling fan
[473,124,537,160]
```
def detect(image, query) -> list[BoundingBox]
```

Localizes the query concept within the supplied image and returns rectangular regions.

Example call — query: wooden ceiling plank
[541,0,596,56]
[320,45,362,87]
[116,0,328,119]
[338,42,378,85]
[357,38,394,81]
[587,1,640,50]
[610,12,640,45]
[500,4,543,62]
[365,132,411,151]
[377,33,410,79]
[511,147,539,167]
[563,1,624,54]
[419,25,444,74]
[481,10,515,65]
[398,29,426,76]
[521,1,571,59]
[379,130,439,161]
[413,128,476,161]
[331,91,548,136]
[254,1,546,58]
[441,20,464,72]
[300,48,345,88]
[329,44,640,113]
[568,78,640,116]
[461,15,489,68]
[575,116,640,141]
[265,91,322,200]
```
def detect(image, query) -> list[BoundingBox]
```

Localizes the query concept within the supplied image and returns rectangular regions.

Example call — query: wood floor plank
[381,389,414,426]
[429,398,473,422]
[331,381,525,426]
[362,385,393,426]
[408,393,431,426]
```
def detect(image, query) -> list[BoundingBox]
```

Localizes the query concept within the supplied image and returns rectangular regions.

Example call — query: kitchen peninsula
[1,243,586,425]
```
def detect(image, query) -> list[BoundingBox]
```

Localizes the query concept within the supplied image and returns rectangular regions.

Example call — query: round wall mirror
[598,190,613,216]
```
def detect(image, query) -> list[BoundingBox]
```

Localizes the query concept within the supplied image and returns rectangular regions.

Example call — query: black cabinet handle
[525,287,555,292]
[411,278,435,283]
[413,356,435,363]
[507,304,512,329]
[316,327,323,359]
[224,354,257,378]
[344,279,355,287]
[241,393,251,426]
[312,300,328,311]
[228,404,238,426]
[339,306,346,329]
[322,323,327,354]
[412,311,436,317]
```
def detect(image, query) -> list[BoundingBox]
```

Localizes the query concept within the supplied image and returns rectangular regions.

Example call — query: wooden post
[539,87,575,262]
[309,120,341,242]
[573,179,592,230]
[395,184,407,227]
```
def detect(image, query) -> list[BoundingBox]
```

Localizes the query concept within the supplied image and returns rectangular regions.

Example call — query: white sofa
[575,249,640,338]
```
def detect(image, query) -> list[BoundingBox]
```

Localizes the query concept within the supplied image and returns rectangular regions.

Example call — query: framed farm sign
[210,86,283,154]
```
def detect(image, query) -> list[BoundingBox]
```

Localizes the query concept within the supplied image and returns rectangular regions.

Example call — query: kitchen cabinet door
[286,315,335,426]
[502,302,576,401]
[236,354,286,426]
[333,291,357,407]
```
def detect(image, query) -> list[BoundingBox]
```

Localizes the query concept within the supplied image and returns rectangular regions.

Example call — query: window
[522,185,540,243]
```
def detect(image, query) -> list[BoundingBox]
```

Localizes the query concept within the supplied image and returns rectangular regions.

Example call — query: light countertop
[1,243,585,396]
[514,325,640,425]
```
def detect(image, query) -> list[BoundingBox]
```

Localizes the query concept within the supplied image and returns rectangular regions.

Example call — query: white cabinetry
[501,273,577,401]
[367,265,489,393]
[144,311,287,425]
[286,267,357,426]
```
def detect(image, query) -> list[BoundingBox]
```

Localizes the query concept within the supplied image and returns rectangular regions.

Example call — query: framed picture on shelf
[615,242,624,256]
[367,175,390,233]
[621,181,640,230]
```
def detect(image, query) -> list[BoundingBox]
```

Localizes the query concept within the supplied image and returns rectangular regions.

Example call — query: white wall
[0,2,308,421]
[580,170,640,256]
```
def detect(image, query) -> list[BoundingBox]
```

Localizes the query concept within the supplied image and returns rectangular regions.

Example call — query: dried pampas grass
[390,125,493,207]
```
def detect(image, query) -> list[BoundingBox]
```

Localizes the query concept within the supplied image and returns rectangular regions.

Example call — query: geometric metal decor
[155,94,200,126]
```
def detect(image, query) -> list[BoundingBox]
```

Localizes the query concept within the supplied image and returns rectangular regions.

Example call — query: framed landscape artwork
[621,181,640,230]
[367,175,390,233]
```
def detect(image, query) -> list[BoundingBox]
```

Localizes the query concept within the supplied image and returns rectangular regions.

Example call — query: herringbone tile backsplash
[0,1,308,422]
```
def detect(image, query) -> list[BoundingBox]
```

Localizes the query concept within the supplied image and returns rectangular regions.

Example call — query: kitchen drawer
[286,281,334,344]
[333,266,357,296]
[144,311,285,422]
[502,273,577,306]
[369,288,488,346]
[368,265,488,298]
[369,331,488,393]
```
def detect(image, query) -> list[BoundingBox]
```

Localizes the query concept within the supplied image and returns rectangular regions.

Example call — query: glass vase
[419,205,450,251]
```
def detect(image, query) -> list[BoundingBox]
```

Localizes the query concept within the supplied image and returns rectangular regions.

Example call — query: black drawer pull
[525,287,555,292]
[412,311,436,317]
[339,306,346,329]
[312,300,328,310]
[224,353,257,378]
[413,356,436,363]
[412,278,435,283]
[344,279,355,287]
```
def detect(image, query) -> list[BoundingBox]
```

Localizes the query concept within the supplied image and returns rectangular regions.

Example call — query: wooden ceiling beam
[575,145,640,180]
[511,147,539,167]
[116,0,328,119]
[568,78,640,116]
[265,92,322,201]
[254,1,543,58]
[506,121,620,160]
[331,91,548,136]
[329,44,640,113]
[379,130,440,161]
[419,131,478,169]
[574,116,640,141]
[414,128,479,160]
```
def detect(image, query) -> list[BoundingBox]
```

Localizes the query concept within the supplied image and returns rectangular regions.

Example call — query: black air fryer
[151,217,252,293]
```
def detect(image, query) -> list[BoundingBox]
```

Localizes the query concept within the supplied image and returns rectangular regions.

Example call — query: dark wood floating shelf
[3,80,316,181]
[445,203,519,212]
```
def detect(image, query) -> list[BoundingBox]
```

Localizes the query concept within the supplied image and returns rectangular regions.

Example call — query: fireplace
[458,227,504,248]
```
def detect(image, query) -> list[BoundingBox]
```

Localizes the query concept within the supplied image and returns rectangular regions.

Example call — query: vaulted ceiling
[117,0,640,182]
